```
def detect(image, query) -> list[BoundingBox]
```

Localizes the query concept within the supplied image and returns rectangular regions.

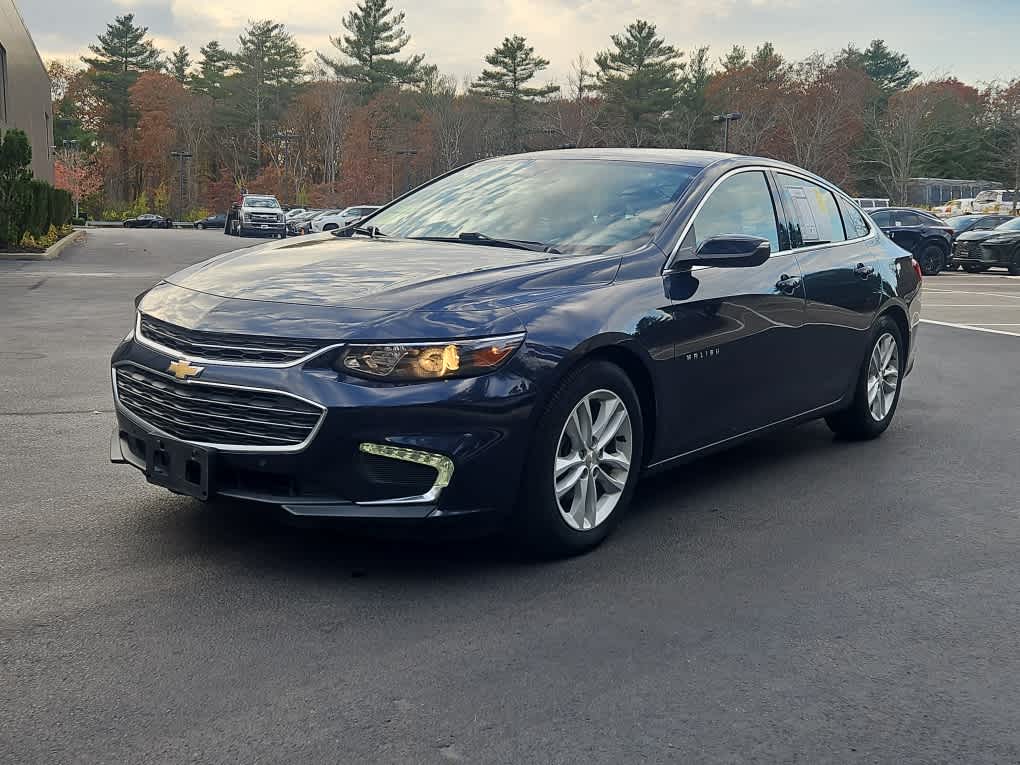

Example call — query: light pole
[169,150,193,221]
[712,112,742,153]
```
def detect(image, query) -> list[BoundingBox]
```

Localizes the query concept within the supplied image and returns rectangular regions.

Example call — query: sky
[20,0,1020,88]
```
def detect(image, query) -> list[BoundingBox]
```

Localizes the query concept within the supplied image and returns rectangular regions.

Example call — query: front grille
[248,212,281,223]
[139,314,333,364]
[115,365,323,448]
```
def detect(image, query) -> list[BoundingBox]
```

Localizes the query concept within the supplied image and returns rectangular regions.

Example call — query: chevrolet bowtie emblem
[167,359,204,380]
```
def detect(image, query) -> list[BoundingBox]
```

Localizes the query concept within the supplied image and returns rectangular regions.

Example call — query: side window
[838,197,870,239]
[776,173,846,247]
[870,210,891,227]
[891,210,921,227]
[689,171,780,252]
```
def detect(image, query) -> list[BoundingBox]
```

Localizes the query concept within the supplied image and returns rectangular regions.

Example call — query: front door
[657,169,809,457]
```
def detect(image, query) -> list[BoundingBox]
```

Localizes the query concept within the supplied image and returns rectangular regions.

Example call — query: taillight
[912,258,923,281]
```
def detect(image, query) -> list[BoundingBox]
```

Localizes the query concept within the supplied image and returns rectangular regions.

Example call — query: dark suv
[952,216,1020,274]
[869,207,953,275]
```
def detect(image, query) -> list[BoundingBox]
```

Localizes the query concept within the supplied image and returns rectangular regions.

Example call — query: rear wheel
[514,360,643,557]
[917,244,944,275]
[825,315,904,441]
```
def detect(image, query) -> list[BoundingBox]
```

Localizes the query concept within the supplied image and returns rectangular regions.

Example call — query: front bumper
[951,242,1011,267]
[240,220,286,235]
[110,336,535,522]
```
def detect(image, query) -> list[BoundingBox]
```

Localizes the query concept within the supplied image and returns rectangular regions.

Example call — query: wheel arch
[545,340,659,468]
[879,303,911,357]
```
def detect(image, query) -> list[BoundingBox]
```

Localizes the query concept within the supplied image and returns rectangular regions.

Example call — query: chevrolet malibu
[111,149,922,556]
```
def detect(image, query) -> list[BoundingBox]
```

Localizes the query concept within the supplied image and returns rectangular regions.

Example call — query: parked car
[193,213,227,230]
[111,149,920,556]
[868,207,954,275]
[123,213,172,229]
[854,197,891,211]
[971,189,1019,215]
[951,216,1020,274]
[284,208,307,220]
[236,194,286,238]
[933,198,975,217]
[311,205,382,232]
[288,209,328,235]
[944,213,1012,243]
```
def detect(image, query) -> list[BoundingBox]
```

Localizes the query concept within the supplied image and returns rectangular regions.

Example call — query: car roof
[490,147,738,168]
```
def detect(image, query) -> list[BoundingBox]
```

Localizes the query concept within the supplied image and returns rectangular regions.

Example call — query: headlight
[336,334,525,381]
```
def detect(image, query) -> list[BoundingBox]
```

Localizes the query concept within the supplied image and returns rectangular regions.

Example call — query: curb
[0,229,86,261]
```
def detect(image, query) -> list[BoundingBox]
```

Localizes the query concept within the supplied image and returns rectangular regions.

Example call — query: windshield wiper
[410,232,560,254]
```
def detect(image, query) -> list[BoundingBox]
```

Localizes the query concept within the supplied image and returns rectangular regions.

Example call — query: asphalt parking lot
[2,229,1018,763]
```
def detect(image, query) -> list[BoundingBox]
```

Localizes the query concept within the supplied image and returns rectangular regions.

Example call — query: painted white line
[925,304,1020,308]
[974,324,1020,326]
[923,289,1020,300]
[920,319,1020,337]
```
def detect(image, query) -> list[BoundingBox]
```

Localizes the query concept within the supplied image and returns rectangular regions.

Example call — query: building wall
[0,0,53,183]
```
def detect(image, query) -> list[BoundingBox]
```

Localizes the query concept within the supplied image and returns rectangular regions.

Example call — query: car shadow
[150,420,848,582]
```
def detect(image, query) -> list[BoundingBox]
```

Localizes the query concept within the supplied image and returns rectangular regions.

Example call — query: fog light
[358,443,454,489]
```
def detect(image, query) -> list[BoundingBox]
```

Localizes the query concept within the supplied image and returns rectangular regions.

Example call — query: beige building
[0,0,53,182]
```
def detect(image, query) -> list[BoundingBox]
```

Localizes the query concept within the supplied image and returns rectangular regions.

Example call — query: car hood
[956,229,1020,243]
[163,234,618,313]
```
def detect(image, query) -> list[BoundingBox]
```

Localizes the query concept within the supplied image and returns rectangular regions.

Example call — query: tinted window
[838,198,870,239]
[369,158,700,255]
[870,210,891,226]
[688,171,780,252]
[973,217,1001,230]
[890,210,922,227]
[995,218,1020,231]
[946,215,977,231]
[776,173,846,246]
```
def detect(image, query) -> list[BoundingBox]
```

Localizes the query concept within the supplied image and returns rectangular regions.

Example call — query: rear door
[772,173,881,408]
[658,169,809,455]
[881,209,926,253]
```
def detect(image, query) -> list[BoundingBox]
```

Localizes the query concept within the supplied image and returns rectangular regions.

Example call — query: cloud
[20,0,1020,86]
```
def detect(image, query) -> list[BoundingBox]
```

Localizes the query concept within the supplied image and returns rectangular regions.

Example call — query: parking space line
[923,289,1020,300]
[920,319,1020,337]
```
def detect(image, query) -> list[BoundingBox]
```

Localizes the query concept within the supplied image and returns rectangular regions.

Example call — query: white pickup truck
[234,194,286,238]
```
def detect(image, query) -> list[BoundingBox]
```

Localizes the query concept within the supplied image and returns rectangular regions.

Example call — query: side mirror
[692,235,771,268]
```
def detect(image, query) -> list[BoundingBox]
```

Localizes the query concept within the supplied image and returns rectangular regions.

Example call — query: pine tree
[595,20,682,146]
[471,35,558,151]
[227,20,306,163]
[169,46,191,83]
[840,39,917,95]
[316,0,425,91]
[82,14,162,132]
[194,41,232,99]
[720,45,749,73]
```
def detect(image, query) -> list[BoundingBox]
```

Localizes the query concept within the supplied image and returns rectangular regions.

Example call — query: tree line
[47,0,1020,220]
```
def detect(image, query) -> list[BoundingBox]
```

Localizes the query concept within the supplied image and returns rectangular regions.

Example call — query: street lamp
[170,150,193,222]
[712,112,742,153]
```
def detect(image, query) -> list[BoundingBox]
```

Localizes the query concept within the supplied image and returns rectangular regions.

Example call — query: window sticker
[786,185,819,241]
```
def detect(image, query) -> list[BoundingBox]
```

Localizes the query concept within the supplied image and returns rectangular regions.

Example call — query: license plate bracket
[144,434,213,500]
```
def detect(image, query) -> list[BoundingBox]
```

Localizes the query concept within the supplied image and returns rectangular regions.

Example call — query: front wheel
[825,316,905,441]
[196,223,204,230]
[1009,246,1020,276]
[514,360,644,557]
[917,244,945,276]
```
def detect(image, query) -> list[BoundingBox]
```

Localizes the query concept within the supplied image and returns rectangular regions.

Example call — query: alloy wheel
[867,332,900,422]
[553,389,633,531]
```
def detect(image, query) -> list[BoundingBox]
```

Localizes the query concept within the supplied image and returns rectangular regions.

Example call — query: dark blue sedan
[110,149,922,556]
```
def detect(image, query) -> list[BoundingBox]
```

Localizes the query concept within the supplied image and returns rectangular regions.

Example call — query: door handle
[776,274,801,294]
[854,263,876,278]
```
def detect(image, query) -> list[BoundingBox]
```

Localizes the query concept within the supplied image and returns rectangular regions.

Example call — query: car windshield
[946,215,977,230]
[246,198,280,209]
[366,158,701,255]
[994,217,1020,231]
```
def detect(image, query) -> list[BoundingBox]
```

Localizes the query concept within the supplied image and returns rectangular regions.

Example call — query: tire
[514,360,644,557]
[1009,246,1020,276]
[196,223,204,230]
[825,315,905,441]
[963,263,989,273]
[917,244,945,275]
[323,223,338,231]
